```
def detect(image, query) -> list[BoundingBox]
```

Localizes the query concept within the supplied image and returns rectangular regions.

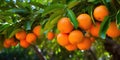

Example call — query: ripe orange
[77,14,92,30]
[93,5,109,21]
[26,33,37,44]
[69,30,84,44]
[47,31,55,40]
[90,22,101,37]
[65,44,77,51]
[15,30,26,40]
[57,17,73,33]
[77,37,92,50]
[11,41,18,46]
[106,22,120,38]
[57,33,70,46]
[33,25,41,37]
[4,38,14,45]
[3,38,15,48]
[20,40,30,48]
[3,41,11,48]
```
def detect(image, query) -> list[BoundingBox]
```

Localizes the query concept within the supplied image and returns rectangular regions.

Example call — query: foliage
[0,0,120,60]
[0,45,39,60]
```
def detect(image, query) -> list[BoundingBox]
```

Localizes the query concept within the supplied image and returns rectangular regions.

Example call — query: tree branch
[88,49,97,60]
[104,37,120,60]
[32,45,45,60]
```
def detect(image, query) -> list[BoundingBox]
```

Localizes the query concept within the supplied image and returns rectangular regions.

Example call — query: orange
[77,14,92,30]
[65,44,77,51]
[77,37,92,50]
[4,38,14,46]
[90,37,95,43]
[93,5,109,21]
[57,33,70,46]
[57,17,73,33]
[3,41,11,48]
[26,33,37,44]
[47,31,55,40]
[33,25,41,37]
[15,30,26,40]
[90,22,101,37]
[107,22,120,38]
[20,40,30,48]
[3,38,14,48]
[69,30,84,44]
[11,41,18,46]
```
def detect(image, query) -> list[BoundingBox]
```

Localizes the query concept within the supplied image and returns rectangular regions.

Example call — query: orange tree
[0,0,120,60]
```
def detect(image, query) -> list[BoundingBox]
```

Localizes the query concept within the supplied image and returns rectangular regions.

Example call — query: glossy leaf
[48,15,62,32]
[0,24,10,32]
[116,10,120,29]
[67,9,78,29]
[42,3,65,16]
[50,15,62,25]
[99,16,111,39]
[49,10,64,21]
[24,21,33,31]
[5,26,15,38]
[8,28,21,38]
[67,1,79,9]
[44,15,62,32]
[88,5,96,25]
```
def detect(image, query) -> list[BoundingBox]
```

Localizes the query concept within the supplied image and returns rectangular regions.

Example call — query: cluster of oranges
[3,5,120,51]
[3,38,18,48]
[3,24,56,48]
[92,5,120,38]
[57,5,120,51]
[3,25,41,48]
[57,17,93,51]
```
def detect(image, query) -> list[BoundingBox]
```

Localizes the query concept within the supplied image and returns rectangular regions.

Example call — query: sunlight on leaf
[99,16,111,39]
[67,9,78,29]
[116,10,120,29]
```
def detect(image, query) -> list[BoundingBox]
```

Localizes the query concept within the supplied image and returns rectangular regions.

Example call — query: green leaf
[48,15,62,31]
[24,20,33,31]
[0,24,10,32]
[99,16,111,39]
[87,5,96,25]
[8,28,21,38]
[90,6,96,25]
[67,9,78,29]
[88,0,96,2]
[50,15,62,25]
[44,15,62,32]
[6,8,28,13]
[42,3,65,16]
[49,10,64,21]
[5,26,15,38]
[116,10,120,29]
[67,1,79,9]
[43,20,51,31]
